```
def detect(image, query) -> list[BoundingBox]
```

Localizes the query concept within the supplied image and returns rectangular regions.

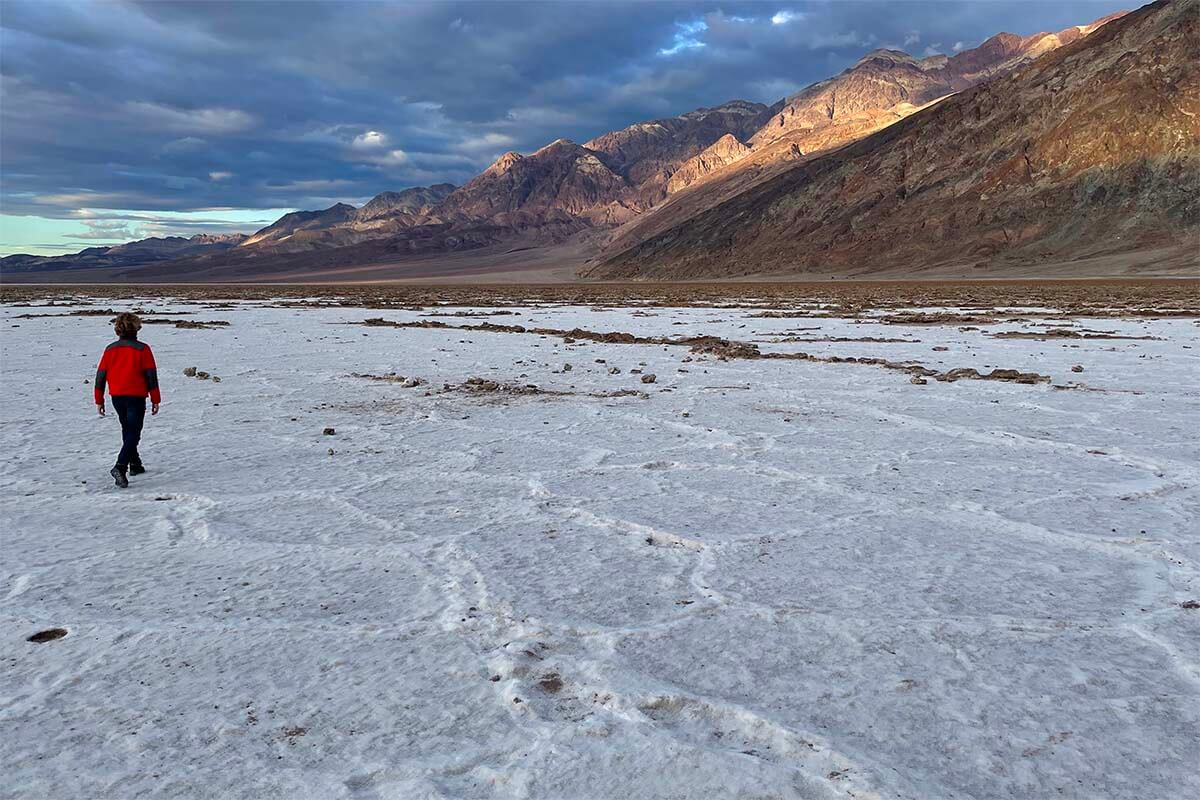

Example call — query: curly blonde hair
[113,312,143,339]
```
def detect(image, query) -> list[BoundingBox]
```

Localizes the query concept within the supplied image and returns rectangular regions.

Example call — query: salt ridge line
[352,317,1059,386]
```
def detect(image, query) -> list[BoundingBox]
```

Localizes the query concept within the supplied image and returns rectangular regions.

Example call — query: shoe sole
[111,467,129,489]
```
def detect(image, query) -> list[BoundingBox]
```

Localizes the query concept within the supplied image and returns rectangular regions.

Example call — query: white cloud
[904,32,920,46]
[161,136,207,153]
[455,132,518,154]
[771,10,801,26]
[124,102,257,134]
[359,149,409,168]
[36,190,137,207]
[209,171,233,181]
[659,20,707,56]
[351,130,389,150]
[503,106,580,128]
[267,179,357,192]
[806,30,870,49]
[75,220,138,240]
[751,77,803,101]
[952,41,966,52]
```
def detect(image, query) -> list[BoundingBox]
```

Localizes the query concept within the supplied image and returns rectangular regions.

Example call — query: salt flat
[1,297,1197,800]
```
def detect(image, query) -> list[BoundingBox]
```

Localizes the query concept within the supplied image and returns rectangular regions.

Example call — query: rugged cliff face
[239,203,359,248]
[591,0,1199,279]
[584,101,776,205]
[437,140,631,225]
[749,13,1127,154]
[667,134,753,194]
[233,186,459,254]
[354,184,456,223]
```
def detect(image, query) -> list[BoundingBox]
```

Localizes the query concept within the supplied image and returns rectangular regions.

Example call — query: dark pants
[111,395,146,468]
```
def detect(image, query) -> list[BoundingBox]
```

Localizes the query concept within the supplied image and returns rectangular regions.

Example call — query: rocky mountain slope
[354,184,455,223]
[750,13,1126,154]
[601,10,1132,259]
[590,0,1198,279]
[231,186,459,255]
[110,103,782,270]
[436,140,632,225]
[244,103,779,253]
[584,101,776,206]
[230,11,1125,267]
[238,202,359,248]
[667,134,753,194]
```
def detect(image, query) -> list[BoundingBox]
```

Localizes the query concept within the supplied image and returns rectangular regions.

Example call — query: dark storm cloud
[1,0,1129,219]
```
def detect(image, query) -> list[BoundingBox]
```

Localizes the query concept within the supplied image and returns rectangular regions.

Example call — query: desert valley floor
[1,284,1198,799]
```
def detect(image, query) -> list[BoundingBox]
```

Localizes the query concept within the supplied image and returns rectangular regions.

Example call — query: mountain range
[4,0,1195,282]
[0,233,248,273]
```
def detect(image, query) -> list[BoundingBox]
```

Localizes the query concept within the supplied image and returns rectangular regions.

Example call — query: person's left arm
[94,348,109,415]
[142,344,161,414]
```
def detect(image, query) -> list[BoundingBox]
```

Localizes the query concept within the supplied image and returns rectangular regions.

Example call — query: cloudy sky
[1,0,1129,256]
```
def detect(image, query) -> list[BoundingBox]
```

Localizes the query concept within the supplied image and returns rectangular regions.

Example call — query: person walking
[94,312,161,488]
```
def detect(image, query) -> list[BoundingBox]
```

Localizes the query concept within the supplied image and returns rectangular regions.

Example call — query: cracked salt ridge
[354,316,1058,385]
[2,300,1199,800]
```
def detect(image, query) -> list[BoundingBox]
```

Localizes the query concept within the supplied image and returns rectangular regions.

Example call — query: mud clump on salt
[440,377,647,401]
[28,628,68,643]
[878,312,1000,326]
[537,673,564,694]
[445,377,566,397]
[931,367,1050,385]
[351,373,426,388]
[182,367,219,381]
[774,335,918,344]
[422,310,518,318]
[990,328,1161,341]
[686,337,762,360]
[144,319,230,329]
[281,726,308,744]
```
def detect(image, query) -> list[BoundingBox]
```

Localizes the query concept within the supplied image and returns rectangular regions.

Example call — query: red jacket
[95,338,161,404]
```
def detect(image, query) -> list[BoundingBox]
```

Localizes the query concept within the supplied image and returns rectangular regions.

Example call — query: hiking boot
[111,465,129,489]
[129,463,146,476]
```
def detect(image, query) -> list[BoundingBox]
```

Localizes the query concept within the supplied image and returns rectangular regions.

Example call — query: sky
[0,0,1130,256]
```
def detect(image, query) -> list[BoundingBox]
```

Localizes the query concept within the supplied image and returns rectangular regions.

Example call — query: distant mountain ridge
[9,4,1190,283]
[0,233,247,273]
[200,14,1127,265]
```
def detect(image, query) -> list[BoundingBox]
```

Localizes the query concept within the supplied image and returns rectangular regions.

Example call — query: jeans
[111,395,146,468]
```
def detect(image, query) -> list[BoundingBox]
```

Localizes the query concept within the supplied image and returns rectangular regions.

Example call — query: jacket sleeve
[94,349,108,405]
[142,345,161,404]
